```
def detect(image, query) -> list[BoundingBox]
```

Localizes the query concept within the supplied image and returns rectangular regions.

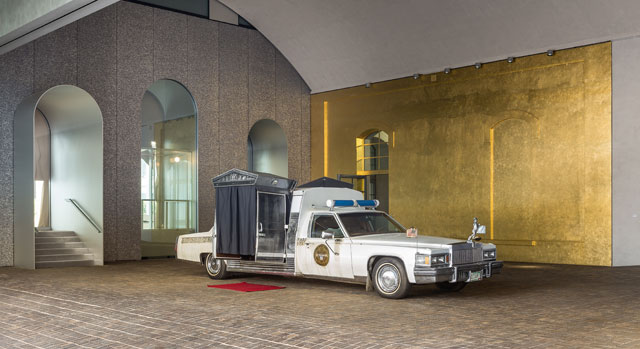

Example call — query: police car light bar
[356,200,379,208]
[326,199,380,209]
[326,200,357,208]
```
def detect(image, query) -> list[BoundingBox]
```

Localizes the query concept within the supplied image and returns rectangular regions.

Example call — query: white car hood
[350,233,464,248]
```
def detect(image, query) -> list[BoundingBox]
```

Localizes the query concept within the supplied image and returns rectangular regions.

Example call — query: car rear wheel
[205,253,228,279]
[372,258,411,299]
[435,281,467,292]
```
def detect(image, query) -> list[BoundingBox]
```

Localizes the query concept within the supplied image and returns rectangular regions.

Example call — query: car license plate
[469,271,482,282]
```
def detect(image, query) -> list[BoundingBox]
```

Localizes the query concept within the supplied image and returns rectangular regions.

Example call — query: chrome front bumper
[414,260,503,284]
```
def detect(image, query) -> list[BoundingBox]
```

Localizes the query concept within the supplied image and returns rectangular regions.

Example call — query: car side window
[311,215,344,238]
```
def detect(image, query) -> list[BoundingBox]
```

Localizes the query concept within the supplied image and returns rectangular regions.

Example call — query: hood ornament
[468,217,486,242]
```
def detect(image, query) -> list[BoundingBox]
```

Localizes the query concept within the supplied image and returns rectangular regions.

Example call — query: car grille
[452,245,483,265]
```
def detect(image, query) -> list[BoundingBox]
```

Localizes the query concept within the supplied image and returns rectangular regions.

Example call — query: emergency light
[326,199,380,209]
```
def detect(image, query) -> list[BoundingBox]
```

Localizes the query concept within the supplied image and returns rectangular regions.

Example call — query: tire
[435,281,467,292]
[205,253,229,279]
[372,258,411,299]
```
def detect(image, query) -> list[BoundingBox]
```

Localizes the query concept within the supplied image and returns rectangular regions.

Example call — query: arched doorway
[247,119,288,177]
[356,130,389,212]
[14,85,103,269]
[140,79,198,257]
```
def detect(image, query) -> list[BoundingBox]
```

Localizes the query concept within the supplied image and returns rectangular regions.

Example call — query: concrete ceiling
[220,0,640,93]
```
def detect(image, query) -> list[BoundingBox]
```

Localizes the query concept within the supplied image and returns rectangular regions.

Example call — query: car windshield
[337,212,405,237]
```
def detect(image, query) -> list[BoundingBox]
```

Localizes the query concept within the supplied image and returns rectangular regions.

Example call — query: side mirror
[321,231,335,239]
[477,225,486,235]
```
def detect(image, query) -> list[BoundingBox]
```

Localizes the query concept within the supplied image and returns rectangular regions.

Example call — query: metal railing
[65,198,102,234]
[141,199,191,230]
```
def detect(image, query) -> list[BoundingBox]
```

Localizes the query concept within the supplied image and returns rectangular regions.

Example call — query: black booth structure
[212,169,296,262]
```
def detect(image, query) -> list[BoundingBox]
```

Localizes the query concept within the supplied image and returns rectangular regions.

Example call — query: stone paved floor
[0,260,639,348]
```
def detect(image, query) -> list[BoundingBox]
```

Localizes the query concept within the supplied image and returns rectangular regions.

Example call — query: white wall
[612,37,640,266]
[13,94,40,269]
[50,123,103,264]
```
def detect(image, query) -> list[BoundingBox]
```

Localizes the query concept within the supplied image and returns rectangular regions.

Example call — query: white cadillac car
[177,169,502,299]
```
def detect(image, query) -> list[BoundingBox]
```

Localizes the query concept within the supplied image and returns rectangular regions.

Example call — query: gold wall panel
[311,43,612,266]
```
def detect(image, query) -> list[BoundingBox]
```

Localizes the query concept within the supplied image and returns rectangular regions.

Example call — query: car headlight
[483,250,496,260]
[415,253,450,267]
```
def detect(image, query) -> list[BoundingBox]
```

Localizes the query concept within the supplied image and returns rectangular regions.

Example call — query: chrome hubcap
[206,255,221,275]
[377,264,400,293]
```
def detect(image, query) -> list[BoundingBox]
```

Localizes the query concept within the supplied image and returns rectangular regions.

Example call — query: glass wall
[141,80,197,257]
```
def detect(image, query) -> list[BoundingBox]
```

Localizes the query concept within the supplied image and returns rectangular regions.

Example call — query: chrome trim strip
[414,260,502,284]
[301,274,365,285]
[226,259,295,276]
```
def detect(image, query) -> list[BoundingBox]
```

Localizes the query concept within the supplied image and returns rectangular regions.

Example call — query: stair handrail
[64,198,102,234]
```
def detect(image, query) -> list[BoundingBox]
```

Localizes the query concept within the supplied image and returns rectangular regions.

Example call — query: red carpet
[207,282,285,292]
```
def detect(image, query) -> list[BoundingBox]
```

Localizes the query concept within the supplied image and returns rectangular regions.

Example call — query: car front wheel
[205,253,228,279]
[372,258,411,299]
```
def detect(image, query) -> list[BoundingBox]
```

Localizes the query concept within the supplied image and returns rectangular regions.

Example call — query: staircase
[35,230,95,268]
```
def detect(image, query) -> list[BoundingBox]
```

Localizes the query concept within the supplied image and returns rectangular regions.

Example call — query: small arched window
[247,119,288,177]
[353,130,390,212]
[356,130,389,174]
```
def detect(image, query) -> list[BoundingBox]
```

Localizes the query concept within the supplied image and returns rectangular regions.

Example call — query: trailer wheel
[372,258,411,299]
[205,253,228,279]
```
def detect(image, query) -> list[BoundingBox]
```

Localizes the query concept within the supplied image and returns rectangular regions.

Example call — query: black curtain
[215,186,257,256]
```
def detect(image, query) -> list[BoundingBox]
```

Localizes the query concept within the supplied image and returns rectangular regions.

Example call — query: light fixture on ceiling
[507,57,515,63]
[474,63,482,69]
[365,82,371,88]
[444,68,451,74]
[547,49,555,56]
[413,73,420,79]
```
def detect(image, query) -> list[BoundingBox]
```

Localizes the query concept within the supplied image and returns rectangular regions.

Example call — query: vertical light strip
[392,131,396,148]
[323,101,329,177]
[489,128,495,240]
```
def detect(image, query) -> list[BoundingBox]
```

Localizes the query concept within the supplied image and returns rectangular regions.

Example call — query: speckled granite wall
[219,24,250,173]
[116,2,153,261]
[276,51,304,184]
[34,23,77,91]
[0,44,33,267]
[0,2,310,266]
[77,6,117,262]
[188,17,219,231]
[249,32,276,125]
